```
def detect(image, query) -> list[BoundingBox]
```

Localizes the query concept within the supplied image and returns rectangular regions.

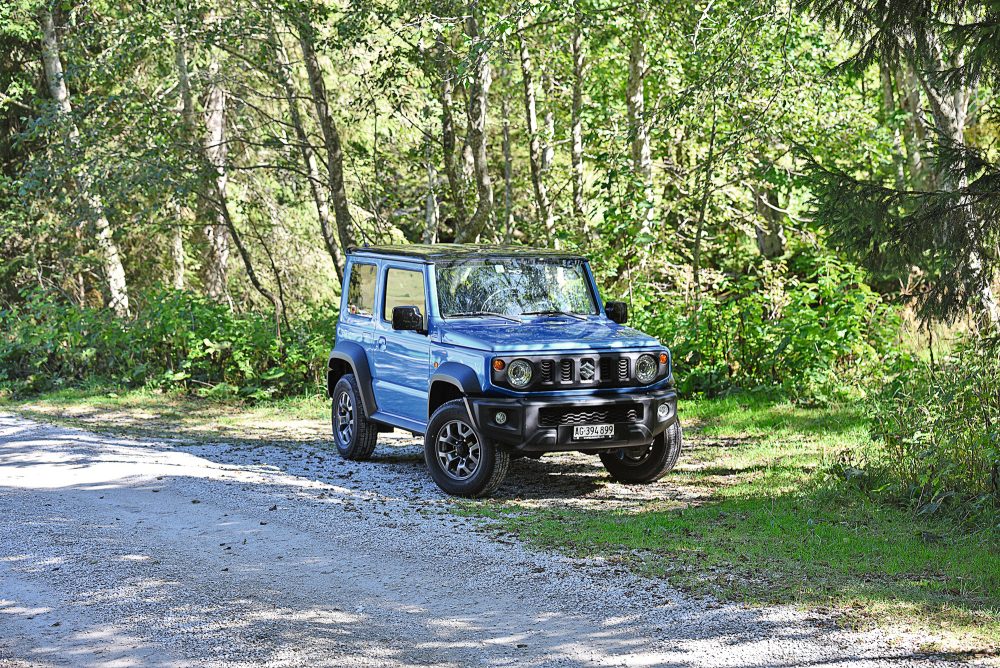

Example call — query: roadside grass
[0,385,330,445]
[3,387,998,653]
[462,395,1000,654]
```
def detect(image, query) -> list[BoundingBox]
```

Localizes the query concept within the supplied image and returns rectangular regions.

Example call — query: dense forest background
[2,0,999,511]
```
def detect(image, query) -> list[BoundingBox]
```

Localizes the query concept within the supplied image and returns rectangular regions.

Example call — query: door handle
[376,336,387,351]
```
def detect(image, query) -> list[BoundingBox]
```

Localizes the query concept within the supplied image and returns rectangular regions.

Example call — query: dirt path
[0,413,972,667]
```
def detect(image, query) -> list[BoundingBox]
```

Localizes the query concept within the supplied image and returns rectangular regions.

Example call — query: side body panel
[371,259,433,424]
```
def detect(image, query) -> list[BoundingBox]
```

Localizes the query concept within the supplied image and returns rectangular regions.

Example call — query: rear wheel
[331,374,379,461]
[600,420,682,483]
[424,399,510,497]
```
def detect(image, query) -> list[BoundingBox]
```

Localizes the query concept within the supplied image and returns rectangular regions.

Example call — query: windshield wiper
[522,309,587,321]
[448,311,522,323]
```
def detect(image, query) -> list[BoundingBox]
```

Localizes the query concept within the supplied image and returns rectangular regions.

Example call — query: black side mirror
[392,305,424,332]
[605,300,628,324]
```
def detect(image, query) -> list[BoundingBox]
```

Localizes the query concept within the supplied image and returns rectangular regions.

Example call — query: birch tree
[40,8,131,317]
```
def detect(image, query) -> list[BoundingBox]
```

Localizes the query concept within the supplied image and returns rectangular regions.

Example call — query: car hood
[438,317,661,353]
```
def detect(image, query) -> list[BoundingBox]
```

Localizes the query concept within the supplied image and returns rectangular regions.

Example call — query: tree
[39,8,131,317]
[806,0,1000,328]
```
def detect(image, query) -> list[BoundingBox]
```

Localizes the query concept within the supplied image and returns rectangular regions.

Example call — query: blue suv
[327,244,682,497]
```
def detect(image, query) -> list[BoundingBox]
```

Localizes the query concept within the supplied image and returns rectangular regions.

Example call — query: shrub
[630,255,903,402]
[0,289,337,399]
[855,335,1000,518]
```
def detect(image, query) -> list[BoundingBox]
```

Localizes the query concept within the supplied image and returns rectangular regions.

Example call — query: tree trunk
[879,61,906,191]
[423,132,440,244]
[298,21,355,253]
[436,35,467,235]
[202,49,231,305]
[458,6,494,242]
[271,28,345,280]
[896,64,927,189]
[517,19,556,246]
[692,105,718,302]
[570,15,586,228]
[172,19,196,292]
[40,9,130,317]
[752,184,786,259]
[909,42,1000,328]
[501,91,514,243]
[170,219,186,290]
[626,2,654,240]
[626,4,652,185]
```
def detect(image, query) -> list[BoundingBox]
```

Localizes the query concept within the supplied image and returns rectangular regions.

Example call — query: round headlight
[635,354,657,383]
[506,359,533,388]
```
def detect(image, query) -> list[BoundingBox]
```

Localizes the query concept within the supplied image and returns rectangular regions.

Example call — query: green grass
[3,387,998,652]
[462,395,1000,653]
[0,385,330,444]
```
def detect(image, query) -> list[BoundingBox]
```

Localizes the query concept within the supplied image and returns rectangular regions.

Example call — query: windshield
[435,258,597,318]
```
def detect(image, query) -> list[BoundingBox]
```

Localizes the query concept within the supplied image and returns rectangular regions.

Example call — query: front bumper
[467,389,678,453]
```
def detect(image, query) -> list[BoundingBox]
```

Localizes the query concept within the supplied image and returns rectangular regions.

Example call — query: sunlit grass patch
[462,396,1000,653]
[0,385,329,445]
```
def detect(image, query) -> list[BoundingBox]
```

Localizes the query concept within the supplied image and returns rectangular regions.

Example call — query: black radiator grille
[538,405,643,427]
[560,359,574,383]
[540,360,555,383]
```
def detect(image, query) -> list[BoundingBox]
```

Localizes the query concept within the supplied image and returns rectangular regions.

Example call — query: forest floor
[2,388,998,662]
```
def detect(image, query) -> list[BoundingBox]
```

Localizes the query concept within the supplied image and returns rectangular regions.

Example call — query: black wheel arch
[428,362,482,419]
[327,341,377,417]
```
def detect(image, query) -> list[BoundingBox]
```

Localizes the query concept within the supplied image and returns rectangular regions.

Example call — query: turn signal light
[492,359,505,371]
[659,352,668,364]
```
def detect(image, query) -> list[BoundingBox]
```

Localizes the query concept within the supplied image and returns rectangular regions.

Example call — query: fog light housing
[495,411,508,425]
[657,403,671,421]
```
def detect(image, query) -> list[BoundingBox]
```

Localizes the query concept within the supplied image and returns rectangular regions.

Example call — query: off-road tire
[600,420,682,483]
[331,374,379,461]
[424,399,510,497]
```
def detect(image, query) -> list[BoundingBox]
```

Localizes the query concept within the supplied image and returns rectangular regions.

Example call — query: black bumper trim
[468,390,678,453]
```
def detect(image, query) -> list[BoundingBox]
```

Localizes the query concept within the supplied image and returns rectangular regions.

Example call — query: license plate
[572,424,615,440]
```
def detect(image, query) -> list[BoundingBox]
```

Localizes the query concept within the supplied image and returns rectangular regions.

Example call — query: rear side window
[347,263,376,317]
[383,268,426,321]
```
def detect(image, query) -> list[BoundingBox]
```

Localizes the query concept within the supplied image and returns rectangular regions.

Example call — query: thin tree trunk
[897,64,927,189]
[298,20,355,252]
[271,28,345,280]
[458,6,494,242]
[215,187,283,337]
[423,132,440,243]
[170,219,186,289]
[692,105,718,303]
[752,184,786,259]
[570,15,586,228]
[172,18,196,292]
[517,19,556,246]
[40,9,130,317]
[880,61,907,191]
[626,4,652,185]
[501,92,513,243]
[436,35,467,235]
[202,48,231,305]
[541,70,555,173]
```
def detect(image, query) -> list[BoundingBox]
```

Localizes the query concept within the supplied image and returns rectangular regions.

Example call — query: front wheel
[424,399,510,497]
[600,420,682,483]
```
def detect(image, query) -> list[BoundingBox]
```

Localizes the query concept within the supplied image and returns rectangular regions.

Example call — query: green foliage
[0,290,336,400]
[630,254,903,402]
[842,335,1000,520]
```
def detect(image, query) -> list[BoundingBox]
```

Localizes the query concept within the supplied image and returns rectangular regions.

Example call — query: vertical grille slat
[617,358,630,381]
[599,357,612,382]
[560,359,574,383]
[540,360,555,383]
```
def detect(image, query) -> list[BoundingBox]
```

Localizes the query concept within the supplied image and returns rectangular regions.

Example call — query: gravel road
[0,412,977,667]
